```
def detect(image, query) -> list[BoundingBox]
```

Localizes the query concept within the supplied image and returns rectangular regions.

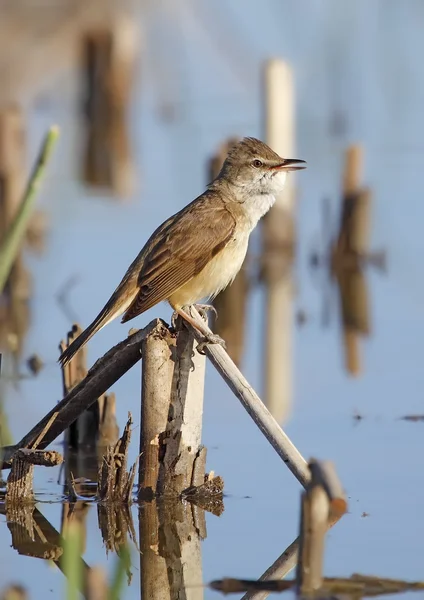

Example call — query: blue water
[1,1,424,597]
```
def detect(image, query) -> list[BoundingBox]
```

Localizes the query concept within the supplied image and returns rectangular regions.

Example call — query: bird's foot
[196,332,226,355]
[193,303,218,321]
[171,310,181,330]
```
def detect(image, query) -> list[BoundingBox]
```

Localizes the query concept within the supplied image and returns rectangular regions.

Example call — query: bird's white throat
[244,192,276,229]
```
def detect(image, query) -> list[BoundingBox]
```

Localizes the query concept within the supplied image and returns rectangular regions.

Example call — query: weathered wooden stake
[80,18,137,198]
[209,137,248,367]
[296,460,347,594]
[138,319,207,499]
[262,58,296,423]
[6,449,63,504]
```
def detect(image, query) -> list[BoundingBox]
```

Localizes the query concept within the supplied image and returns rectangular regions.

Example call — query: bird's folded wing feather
[121,198,236,321]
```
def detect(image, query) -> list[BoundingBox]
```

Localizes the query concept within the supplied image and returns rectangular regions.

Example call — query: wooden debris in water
[97,413,137,503]
[60,323,119,450]
[399,414,424,422]
[6,449,63,504]
[1,320,160,469]
[182,473,224,517]
[209,575,424,596]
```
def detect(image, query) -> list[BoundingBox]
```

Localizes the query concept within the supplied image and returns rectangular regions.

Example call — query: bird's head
[219,137,306,195]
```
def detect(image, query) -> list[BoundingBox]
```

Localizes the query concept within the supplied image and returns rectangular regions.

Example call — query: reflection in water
[312,146,386,376]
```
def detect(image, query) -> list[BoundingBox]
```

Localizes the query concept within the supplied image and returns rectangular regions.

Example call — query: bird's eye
[252,159,263,168]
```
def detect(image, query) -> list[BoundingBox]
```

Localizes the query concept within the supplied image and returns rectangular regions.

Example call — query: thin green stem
[0,125,60,293]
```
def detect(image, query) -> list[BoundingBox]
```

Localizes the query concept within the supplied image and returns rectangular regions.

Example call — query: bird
[59,137,306,366]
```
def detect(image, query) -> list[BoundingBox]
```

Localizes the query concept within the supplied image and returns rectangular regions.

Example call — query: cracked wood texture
[138,320,206,499]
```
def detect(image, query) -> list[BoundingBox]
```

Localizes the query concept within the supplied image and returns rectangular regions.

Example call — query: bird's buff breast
[168,234,249,308]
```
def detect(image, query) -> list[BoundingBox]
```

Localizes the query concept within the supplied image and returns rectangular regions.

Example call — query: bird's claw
[193,303,218,321]
[196,333,226,355]
[171,311,181,330]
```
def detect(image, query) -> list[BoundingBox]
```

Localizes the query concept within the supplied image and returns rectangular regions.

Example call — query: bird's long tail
[58,282,138,367]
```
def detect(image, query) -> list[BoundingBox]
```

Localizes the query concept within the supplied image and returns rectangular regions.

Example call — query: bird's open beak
[272,158,307,172]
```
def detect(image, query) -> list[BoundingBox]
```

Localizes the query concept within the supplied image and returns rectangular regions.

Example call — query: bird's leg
[174,306,226,354]
[193,303,218,320]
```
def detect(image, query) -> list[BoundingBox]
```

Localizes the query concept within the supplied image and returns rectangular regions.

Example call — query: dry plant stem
[185,307,309,488]
[1,320,159,469]
[98,414,135,502]
[0,125,59,293]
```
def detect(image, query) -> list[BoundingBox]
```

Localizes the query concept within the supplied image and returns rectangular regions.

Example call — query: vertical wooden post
[138,319,207,500]
[296,460,347,595]
[80,18,137,198]
[0,106,31,358]
[138,320,207,600]
[333,145,371,376]
[209,138,248,367]
[262,59,295,423]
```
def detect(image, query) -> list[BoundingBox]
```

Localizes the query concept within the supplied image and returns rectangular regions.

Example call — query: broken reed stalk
[97,413,137,503]
[184,307,309,488]
[0,320,159,469]
[138,319,208,499]
[262,58,296,424]
[0,125,59,293]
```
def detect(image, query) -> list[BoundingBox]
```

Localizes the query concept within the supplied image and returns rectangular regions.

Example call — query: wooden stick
[0,320,160,469]
[0,125,59,293]
[185,308,309,488]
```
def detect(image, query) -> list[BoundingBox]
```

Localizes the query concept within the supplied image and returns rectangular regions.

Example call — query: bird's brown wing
[121,198,236,322]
